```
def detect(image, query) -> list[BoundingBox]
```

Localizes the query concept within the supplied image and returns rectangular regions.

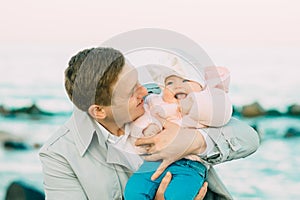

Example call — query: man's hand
[143,123,161,137]
[154,172,172,200]
[195,182,208,200]
[135,118,206,180]
[154,172,208,200]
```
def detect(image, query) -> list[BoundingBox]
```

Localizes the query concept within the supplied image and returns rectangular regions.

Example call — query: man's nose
[137,85,148,98]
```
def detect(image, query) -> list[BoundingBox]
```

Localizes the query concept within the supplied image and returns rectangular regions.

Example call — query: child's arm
[181,89,232,128]
[148,94,182,125]
[129,104,161,138]
[181,66,232,128]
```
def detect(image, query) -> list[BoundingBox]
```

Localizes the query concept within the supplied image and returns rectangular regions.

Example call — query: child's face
[164,75,202,100]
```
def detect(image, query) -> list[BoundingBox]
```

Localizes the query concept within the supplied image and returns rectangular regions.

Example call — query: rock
[13,104,48,115]
[284,127,300,138]
[5,181,45,200]
[0,131,22,142]
[287,104,300,116]
[1,131,41,150]
[2,103,54,118]
[32,143,42,149]
[232,106,241,116]
[24,104,41,115]
[3,141,29,150]
[0,105,9,115]
[0,131,29,150]
[241,102,265,117]
[266,109,282,116]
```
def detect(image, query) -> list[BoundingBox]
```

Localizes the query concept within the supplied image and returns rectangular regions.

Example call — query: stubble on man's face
[110,62,146,127]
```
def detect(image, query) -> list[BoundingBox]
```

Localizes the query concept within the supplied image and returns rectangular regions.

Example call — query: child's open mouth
[175,93,187,100]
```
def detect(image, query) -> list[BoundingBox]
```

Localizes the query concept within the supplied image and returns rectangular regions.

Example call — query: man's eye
[166,81,173,85]
[183,79,190,83]
[128,88,135,97]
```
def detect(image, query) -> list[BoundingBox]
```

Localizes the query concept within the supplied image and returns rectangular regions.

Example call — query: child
[124,58,232,200]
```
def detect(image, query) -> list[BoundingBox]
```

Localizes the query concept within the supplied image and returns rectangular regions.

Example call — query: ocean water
[0,44,300,199]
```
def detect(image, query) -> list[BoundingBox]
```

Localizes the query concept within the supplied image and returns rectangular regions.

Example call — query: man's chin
[131,109,145,121]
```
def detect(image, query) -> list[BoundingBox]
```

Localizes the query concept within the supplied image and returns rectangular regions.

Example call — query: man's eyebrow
[130,82,138,94]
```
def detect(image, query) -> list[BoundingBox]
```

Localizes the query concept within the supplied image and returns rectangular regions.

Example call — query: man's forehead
[119,60,137,78]
[114,61,138,91]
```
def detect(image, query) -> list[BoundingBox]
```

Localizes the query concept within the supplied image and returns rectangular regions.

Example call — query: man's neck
[97,119,125,136]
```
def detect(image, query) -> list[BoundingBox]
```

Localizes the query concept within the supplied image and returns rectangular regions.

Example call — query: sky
[1,0,299,110]
[1,0,299,46]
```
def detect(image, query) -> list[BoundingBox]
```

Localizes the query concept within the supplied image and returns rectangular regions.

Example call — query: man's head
[65,47,148,131]
[64,47,125,111]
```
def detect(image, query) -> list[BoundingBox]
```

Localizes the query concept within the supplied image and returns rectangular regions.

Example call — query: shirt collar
[65,107,106,157]
[65,108,142,170]
[66,107,126,157]
[94,120,122,144]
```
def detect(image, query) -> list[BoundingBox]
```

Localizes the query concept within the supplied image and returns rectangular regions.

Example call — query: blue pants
[124,159,207,200]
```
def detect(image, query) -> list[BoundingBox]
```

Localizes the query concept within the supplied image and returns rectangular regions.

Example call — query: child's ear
[88,105,106,119]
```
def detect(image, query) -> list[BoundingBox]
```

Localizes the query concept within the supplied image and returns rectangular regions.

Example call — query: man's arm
[135,117,260,180]
[202,117,260,165]
[39,151,87,200]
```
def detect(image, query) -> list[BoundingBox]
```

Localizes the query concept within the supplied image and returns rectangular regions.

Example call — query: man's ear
[88,105,106,119]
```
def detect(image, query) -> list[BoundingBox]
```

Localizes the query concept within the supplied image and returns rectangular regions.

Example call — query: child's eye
[166,81,173,85]
[182,79,190,83]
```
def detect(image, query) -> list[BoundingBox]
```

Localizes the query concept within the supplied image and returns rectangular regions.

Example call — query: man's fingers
[194,182,208,200]
[135,136,155,146]
[146,144,158,154]
[151,160,172,181]
[154,172,172,200]
[136,146,150,155]
[142,153,161,161]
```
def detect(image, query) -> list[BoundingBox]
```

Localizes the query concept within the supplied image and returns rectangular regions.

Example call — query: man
[39,47,259,199]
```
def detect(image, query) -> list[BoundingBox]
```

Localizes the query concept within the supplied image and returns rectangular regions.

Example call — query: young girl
[124,58,232,200]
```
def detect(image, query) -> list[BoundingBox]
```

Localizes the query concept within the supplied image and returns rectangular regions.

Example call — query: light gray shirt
[39,107,259,200]
[39,108,133,200]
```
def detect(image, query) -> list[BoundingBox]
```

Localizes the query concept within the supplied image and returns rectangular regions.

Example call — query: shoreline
[1,101,299,119]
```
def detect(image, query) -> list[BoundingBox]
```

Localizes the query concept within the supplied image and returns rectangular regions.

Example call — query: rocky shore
[236,102,300,139]
[231,102,300,118]
[1,101,299,151]
[0,104,70,119]
[1,101,299,119]
[0,101,299,199]
[5,181,44,200]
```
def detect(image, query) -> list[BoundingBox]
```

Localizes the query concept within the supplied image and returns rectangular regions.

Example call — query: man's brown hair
[64,47,125,111]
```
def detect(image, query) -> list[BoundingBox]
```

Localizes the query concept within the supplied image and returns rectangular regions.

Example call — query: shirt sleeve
[39,150,88,200]
[200,118,260,165]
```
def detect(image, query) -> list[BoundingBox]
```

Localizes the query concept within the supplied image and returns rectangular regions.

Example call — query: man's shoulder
[39,124,74,155]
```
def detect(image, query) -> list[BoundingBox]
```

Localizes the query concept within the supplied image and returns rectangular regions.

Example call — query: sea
[0,44,299,199]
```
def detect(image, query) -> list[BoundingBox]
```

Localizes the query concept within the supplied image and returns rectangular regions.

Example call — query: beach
[1,44,300,199]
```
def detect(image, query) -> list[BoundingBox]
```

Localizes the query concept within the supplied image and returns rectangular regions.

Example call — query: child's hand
[180,94,193,114]
[151,105,167,119]
[151,103,180,121]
